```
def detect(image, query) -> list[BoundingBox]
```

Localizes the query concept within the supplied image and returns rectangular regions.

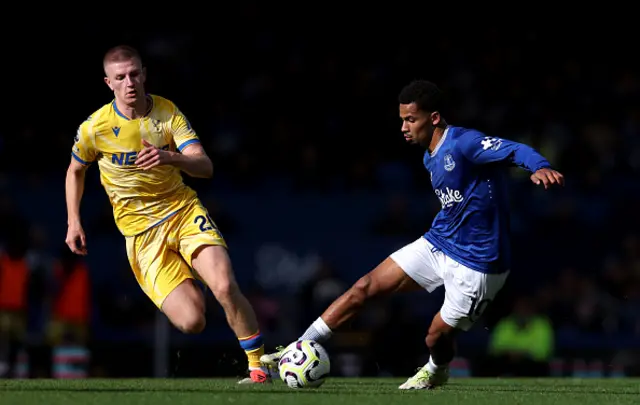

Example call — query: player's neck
[428,124,448,153]
[115,96,149,120]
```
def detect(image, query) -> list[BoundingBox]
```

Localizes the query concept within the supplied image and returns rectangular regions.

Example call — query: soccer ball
[278,340,330,388]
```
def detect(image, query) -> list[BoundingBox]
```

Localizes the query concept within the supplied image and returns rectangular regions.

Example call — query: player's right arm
[65,121,97,255]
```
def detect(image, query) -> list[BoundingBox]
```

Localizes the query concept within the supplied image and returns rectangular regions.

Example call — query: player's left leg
[177,200,269,384]
[400,260,509,390]
[399,311,455,389]
[125,219,206,334]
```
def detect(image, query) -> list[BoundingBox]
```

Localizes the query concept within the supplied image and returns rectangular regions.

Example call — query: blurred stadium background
[1,18,639,380]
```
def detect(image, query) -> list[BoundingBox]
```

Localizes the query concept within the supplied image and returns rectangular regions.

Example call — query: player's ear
[104,77,113,91]
[141,67,147,84]
[431,111,441,126]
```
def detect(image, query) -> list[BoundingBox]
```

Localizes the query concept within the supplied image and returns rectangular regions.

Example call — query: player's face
[399,103,440,146]
[104,58,146,106]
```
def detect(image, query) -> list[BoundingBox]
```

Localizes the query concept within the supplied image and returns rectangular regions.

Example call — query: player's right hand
[66,223,88,256]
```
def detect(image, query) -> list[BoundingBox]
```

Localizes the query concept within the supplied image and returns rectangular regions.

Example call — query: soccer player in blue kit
[262,80,565,389]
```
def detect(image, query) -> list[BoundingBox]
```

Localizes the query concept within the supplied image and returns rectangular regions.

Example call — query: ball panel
[278,340,330,389]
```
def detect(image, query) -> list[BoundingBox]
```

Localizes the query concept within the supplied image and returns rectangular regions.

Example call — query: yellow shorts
[125,198,227,309]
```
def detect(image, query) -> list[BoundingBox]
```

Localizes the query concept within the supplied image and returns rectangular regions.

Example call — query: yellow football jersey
[71,94,200,237]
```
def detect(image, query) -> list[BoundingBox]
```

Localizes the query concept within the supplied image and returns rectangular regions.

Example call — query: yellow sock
[246,346,265,369]
[238,330,264,369]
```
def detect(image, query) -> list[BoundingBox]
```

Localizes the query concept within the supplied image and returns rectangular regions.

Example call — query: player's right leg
[125,222,206,334]
[261,236,439,367]
[159,279,206,333]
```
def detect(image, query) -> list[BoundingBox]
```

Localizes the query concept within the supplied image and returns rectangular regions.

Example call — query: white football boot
[259,345,286,371]
[398,363,450,390]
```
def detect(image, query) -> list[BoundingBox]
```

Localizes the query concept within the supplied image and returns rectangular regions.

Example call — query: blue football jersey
[423,126,551,274]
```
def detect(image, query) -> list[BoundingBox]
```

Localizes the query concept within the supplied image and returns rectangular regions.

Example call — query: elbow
[67,162,87,179]
[204,164,213,179]
[200,159,214,178]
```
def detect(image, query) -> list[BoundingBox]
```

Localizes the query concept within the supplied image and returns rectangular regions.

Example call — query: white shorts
[389,236,509,331]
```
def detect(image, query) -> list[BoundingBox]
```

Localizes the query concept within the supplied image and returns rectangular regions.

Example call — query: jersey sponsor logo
[435,187,464,208]
[112,151,137,165]
[481,137,502,151]
[111,145,170,165]
[112,127,121,137]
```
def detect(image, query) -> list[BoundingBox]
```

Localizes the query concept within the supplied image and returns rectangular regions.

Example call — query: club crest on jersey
[444,154,456,171]
[151,119,161,133]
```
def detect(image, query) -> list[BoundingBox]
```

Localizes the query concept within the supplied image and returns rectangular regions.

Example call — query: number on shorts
[467,298,492,322]
[194,214,216,232]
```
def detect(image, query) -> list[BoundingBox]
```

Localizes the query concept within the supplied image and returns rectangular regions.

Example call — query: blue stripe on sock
[239,333,264,351]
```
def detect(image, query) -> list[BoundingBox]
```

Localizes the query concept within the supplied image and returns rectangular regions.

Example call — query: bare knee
[206,256,241,306]
[210,276,240,306]
[175,309,206,334]
[191,246,241,306]
[162,281,206,334]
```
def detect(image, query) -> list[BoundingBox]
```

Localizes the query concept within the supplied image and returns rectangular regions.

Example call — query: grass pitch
[1,377,639,405]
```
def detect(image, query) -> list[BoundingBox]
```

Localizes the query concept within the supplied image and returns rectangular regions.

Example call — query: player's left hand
[136,139,173,170]
[530,168,564,189]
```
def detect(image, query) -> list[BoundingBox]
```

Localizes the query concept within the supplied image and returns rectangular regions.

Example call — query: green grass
[1,378,639,405]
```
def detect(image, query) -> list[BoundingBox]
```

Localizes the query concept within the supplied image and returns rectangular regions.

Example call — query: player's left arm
[135,108,213,178]
[458,131,564,189]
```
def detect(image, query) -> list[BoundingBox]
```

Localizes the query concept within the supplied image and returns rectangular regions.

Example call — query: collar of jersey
[430,125,451,157]
[113,95,154,120]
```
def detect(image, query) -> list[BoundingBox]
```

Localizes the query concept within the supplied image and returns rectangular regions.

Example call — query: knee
[346,274,374,306]
[175,310,206,334]
[162,281,207,334]
[210,275,240,305]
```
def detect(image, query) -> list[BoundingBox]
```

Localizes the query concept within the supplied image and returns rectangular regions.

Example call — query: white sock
[426,356,448,374]
[299,317,333,343]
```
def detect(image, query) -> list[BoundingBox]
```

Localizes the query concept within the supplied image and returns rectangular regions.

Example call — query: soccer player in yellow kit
[64,45,269,384]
